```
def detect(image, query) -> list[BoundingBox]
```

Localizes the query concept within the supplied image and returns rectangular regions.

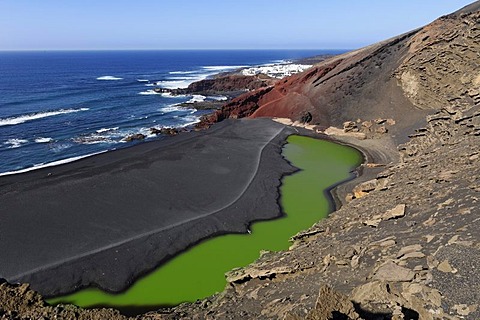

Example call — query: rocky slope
[1,2,479,320]
[200,1,480,144]
[166,103,480,320]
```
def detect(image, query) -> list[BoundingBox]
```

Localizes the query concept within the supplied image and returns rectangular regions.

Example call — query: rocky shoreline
[163,104,479,320]
[1,104,477,319]
[152,55,333,111]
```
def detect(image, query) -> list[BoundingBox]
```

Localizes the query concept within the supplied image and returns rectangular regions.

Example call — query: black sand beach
[0,118,296,296]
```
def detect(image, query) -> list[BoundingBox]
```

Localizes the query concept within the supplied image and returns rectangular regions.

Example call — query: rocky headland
[155,56,332,111]
[1,2,479,320]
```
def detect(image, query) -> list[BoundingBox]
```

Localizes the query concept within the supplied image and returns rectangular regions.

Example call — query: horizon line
[0,48,355,52]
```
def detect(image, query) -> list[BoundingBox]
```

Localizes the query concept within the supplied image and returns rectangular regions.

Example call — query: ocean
[0,50,340,175]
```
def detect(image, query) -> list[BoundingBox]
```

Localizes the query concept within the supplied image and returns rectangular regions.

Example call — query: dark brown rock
[122,133,146,142]
[150,127,178,136]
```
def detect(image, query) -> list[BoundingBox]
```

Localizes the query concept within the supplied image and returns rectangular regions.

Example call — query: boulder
[122,133,146,142]
[373,261,415,282]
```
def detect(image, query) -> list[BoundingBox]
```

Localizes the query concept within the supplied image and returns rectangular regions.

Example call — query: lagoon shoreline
[0,118,303,297]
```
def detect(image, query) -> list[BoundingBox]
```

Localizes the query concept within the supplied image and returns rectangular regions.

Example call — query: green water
[48,135,362,309]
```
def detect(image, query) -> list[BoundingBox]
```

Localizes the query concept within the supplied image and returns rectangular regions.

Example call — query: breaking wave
[138,90,161,95]
[96,127,119,133]
[35,137,53,143]
[0,108,90,127]
[4,139,28,149]
[0,151,108,177]
[186,95,206,103]
[159,106,185,113]
[97,76,123,81]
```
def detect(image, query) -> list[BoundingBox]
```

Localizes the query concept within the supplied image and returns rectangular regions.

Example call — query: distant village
[241,63,312,78]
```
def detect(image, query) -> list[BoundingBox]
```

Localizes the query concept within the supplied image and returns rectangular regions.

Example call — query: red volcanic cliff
[200,4,480,142]
[168,74,277,96]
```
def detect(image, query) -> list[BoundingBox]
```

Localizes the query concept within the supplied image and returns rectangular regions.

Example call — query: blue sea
[0,50,341,175]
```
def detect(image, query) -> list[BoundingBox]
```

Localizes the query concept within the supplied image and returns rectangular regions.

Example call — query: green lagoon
[49,135,362,310]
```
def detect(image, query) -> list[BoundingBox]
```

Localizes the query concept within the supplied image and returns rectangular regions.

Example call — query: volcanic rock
[122,133,146,142]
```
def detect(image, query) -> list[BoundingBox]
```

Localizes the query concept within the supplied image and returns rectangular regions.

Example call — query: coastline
[48,133,362,313]
[0,116,396,316]
[0,51,409,313]
[0,52,396,303]
[0,118,298,296]
[0,50,331,176]
[0,53,345,300]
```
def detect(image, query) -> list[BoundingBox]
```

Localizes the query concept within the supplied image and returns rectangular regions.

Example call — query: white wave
[208,95,228,101]
[97,76,123,81]
[137,79,149,82]
[161,92,188,99]
[0,108,90,127]
[159,105,184,113]
[75,127,123,144]
[157,79,200,90]
[186,95,206,104]
[35,137,53,143]
[179,115,201,127]
[96,127,119,133]
[0,151,108,177]
[159,66,248,90]
[73,136,115,145]
[138,90,161,95]
[144,83,155,87]
[4,138,28,149]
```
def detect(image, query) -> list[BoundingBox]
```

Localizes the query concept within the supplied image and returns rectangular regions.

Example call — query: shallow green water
[48,135,362,310]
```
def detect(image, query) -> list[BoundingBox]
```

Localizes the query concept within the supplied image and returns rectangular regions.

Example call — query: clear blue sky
[0,0,475,50]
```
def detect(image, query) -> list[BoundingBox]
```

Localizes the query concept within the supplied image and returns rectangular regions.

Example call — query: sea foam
[0,151,108,177]
[4,139,28,149]
[179,115,201,127]
[35,137,53,143]
[97,76,124,81]
[96,127,119,133]
[157,78,200,90]
[159,66,249,90]
[138,90,161,95]
[159,106,184,113]
[0,108,89,127]
[208,95,228,101]
[186,95,206,104]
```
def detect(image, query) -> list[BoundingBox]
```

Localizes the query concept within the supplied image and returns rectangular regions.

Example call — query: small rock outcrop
[164,74,277,97]
[150,127,178,136]
[122,133,146,142]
